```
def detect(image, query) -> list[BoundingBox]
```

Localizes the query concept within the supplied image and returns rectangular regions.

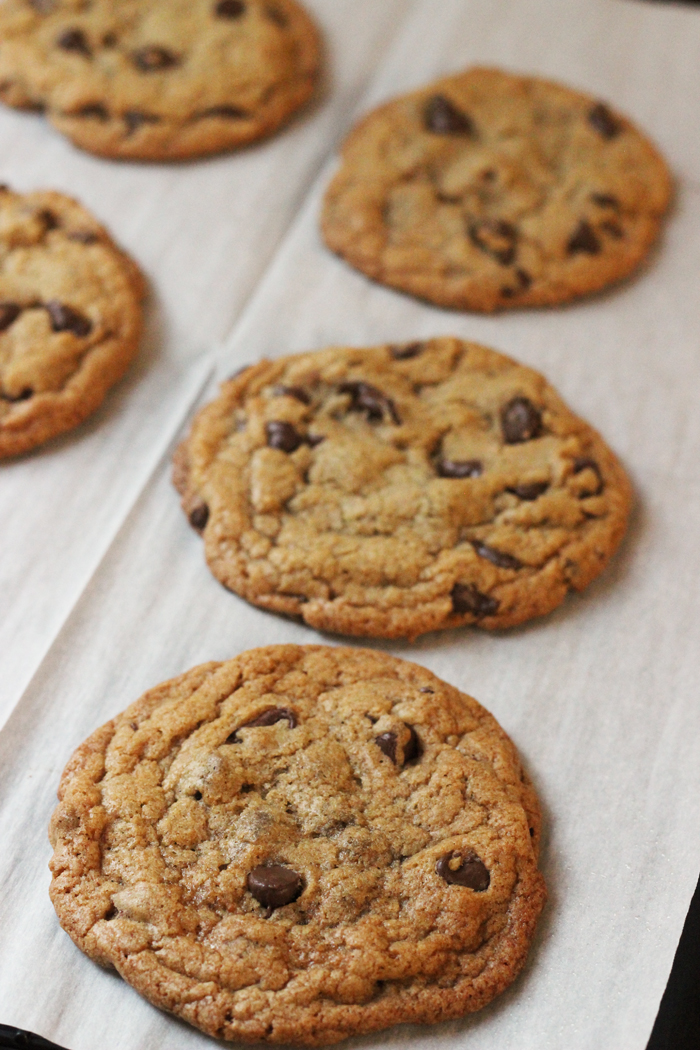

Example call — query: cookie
[174,337,632,640]
[322,67,672,312]
[49,644,546,1045]
[0,0,320,161]
[0,185,144,458]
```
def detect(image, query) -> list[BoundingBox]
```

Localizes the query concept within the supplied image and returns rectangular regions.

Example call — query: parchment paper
[2,1,700,1049]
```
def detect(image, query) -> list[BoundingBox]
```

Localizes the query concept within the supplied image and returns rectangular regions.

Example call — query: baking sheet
[2,0,700,1048]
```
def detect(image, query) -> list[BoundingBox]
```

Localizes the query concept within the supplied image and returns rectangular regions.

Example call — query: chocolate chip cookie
[0,0,320,160]
[174,337,631,639]
[49,644,546,1045]
[0,186,144,458]
[322,67,672,311]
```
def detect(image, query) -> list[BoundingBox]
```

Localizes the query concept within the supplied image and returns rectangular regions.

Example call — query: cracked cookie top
[174,337,631,639]
[0,0,320,160]
[49,645,546,1045]
[322,67,671,312]
[0,185,144,457]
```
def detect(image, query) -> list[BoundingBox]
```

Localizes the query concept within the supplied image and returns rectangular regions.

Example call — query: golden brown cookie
[322,67,672,311]
[0,0,320,161]
[49,644,546,1045]
[174,337,632,639]
[0,185,144,458]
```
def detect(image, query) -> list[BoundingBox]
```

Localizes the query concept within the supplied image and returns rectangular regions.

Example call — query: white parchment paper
[2,1,700,1049]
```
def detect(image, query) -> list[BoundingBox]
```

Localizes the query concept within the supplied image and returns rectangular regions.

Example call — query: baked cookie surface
[175,338,631,639]
[0,186,144,458]
[0,0,320,160]
[49,644,546,1045]
[322,67,671,311]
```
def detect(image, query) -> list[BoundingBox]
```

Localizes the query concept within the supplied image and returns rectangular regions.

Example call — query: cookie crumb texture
[176,338,631,639]
[0,0,320,160]
[49,645,546,1045]
[0,186,144,457]
[322,67,672,311]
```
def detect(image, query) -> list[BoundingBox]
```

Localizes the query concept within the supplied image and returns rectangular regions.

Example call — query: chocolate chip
[247,865,303,910]
[228,706,297,743]
[567,220,601,256]
[67,230,99,244]
[501,268,532,298]
[375,725,421,766]
[75,103,109,120]
[588,102,621,140]
[507,481,549,501]
[402,725,421,763]
[437,459,483,479]
[573,457,603,496]
[273,385,311,405]
[199,105,248,119]
[193,791,203,800]
[104,904,117,920]
[38,208,58,230]
[501,397,542,444]
[0,302,21,332]
[375,732,397,763]
[436,851,490,891]
[102,32,118,47]
[471,540,522,571]
[425,95,475,136]
[266,420,303,453]
[45,301,92,337]
[215,0,246,15]
[306,434,324,448]
[591,192,620,210]
[132,47,179,72]
[451,583,499,618]
[338,381,401,425]
[57,28,91,57]
[468,219,518,266]
[2,387,33,402]
[390,342,424,360]
[189,502,209,531]
[124,111,160,135]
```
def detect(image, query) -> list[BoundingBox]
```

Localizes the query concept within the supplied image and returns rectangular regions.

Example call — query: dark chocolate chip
[38,208,58,230]
[104,903,118,920]
[437,458,483,479]
[588,102,621,140]
[199,105,248,119]
[436,851,490,891]
[390,342,424,360]
[189,502,209,531]
[425,94,475,136]
[132,46,179,72]
[600,218,623,239]
[2,387,33,402]
[45,301,92,337]
[375,725,421,766]
[468,218,518,266]
[124,110,160,135]
[193,791,203,800]
[471,540,522,571]
[501,397,542,443]
[0,302,21,332]
[507,481,549,501]
[573,457,603,496]
[306,434,324,448]
[266,420,303,453]
[591,192,620,210]
[451,582,499,618]
[228,707,297,743]
[515,268,532,290]
[567,220,601,256]
[247,865,303,910]
[67,230,99,244]
[273,385,311,405]
[402,725,421,763]
[215,0,246,16]
[57,28,91,56]
[375,732,397,763]
[338,381,401,425]
[75,103,109,120]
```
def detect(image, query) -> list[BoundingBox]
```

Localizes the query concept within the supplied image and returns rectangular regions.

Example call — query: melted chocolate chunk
[391,342,424,360]
[437,458,483,479]
[215,0,246,15]
[57,28,91,56]
[436,851,490,891]
[375,732,397,763]
[38,208,58,230]
[591,192,620,210]
[588,102,621,140]
[228,707,297,742]
[199,105,248,119]
[247,865,303,910]
[273,385,311,405]
[124,111,160,135]
[425,94,475,136]
[507,481,549,501]
[451,583,499,617]
[189,502,209,531]
[338,381,401,425]
[266,420,304,453]
[471,540,522,571]
[375,726,421,766]
[573,457,603,496]
[45,301,92,337]
[133,46,179,72]
[501,397,542,444]
[567,220,601,256]
[469,218,518,266]
[0,302,21,332]
[75,103,108,120]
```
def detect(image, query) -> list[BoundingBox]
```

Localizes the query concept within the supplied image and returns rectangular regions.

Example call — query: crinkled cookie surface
[175,337,631,639]
[49,645,546,1045]
[0,0,320,159]
[0,186,144,457]
[322,67,671,311]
